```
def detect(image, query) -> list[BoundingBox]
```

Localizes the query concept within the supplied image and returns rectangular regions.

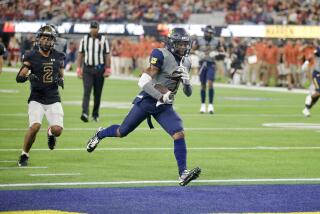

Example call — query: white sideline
[1,146,320,152]
[1,178,320,187]
[3,67,310,94]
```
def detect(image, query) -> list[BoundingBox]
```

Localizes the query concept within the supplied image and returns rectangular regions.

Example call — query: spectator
[262,40,279,86]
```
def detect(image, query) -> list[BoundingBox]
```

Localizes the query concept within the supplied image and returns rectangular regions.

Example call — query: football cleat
[208,104,214,114]
[302,107,311,117]
[179,167,201,186]
[48,132,56,150]
[87,127,103,152]
[18,154,29,167]
[92,116,99,122]
[80,113,89,123]
[200,104,206,114]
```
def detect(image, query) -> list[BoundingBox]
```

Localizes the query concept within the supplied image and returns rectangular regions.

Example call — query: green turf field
[0,71,319,190]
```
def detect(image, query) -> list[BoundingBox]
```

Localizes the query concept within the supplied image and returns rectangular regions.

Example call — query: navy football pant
[119,104,183,137]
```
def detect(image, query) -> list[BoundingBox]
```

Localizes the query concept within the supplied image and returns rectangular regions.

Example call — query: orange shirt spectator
[291,43,301,65]
[263,45,279,64]
[254,40,267,61]
[283,42,295,65]
[302,44,315,67]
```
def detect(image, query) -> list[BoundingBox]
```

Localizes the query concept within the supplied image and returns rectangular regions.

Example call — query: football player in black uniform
[16,25,65,167]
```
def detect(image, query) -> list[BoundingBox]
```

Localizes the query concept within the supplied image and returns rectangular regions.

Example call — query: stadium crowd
[0,0,214,23]
[224,0,320,25]
[1,0,320,25]
[1,0,319,90]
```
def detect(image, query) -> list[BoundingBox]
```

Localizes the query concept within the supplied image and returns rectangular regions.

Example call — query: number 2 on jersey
[43,66,53,83]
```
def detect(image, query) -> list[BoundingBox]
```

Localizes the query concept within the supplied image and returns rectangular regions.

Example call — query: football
[154,84,169,94]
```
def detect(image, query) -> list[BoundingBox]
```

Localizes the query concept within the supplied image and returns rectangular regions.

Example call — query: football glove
[156,91,173,107]
[28,73,39,82]
[161,91,173,104]
[176,66,190,85]
[54,77,64,89]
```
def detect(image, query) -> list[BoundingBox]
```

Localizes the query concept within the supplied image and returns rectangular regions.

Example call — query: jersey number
[43,66,53,83]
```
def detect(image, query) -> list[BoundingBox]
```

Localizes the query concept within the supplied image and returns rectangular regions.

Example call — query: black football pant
[82,66,105,118]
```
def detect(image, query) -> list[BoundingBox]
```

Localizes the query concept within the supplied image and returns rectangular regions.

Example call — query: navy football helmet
[36,25,57,52]
[202,25,214,42]
[167,27,191,57]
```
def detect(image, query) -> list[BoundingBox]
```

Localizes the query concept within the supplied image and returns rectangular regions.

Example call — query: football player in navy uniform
[303,47,320,117]
[194,25,217,114]
[86,28,201,186]
[16,25,65,166]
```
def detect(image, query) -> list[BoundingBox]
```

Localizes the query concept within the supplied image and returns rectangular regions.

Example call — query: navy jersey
[149,48,191,95]
[23,49,65,104]
[196,37,217,64]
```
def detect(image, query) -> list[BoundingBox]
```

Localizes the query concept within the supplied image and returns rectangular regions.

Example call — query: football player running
[86,28,201,186]
[16,25,65,166]
[302,47,320,117]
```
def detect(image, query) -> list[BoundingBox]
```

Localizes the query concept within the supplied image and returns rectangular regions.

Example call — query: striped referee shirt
[78,34,110,66]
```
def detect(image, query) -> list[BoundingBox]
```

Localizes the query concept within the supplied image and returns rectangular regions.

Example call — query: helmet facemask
[36,25,57,52]
[167,28,191,57]
[171,40,191,57]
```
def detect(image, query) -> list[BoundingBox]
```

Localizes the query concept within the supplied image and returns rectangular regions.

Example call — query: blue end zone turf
[1,184,320,213]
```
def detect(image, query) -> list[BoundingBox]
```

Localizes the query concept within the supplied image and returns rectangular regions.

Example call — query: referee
[76,21,111,122]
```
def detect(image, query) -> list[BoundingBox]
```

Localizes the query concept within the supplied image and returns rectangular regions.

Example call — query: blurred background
[0,0,319,88]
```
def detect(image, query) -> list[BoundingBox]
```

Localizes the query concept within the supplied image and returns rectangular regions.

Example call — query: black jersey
[23,49,65,104]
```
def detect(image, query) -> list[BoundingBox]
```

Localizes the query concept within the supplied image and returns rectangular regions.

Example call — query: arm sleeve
[143,81,163,100]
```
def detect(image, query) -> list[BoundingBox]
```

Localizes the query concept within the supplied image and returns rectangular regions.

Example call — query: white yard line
[0,178,320,187]
[29,173,81,177]
[0,166,47,169]
[1,147,320,152]
[0,160,16,163]
[0,127,318,132]
[0,113,306,117]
